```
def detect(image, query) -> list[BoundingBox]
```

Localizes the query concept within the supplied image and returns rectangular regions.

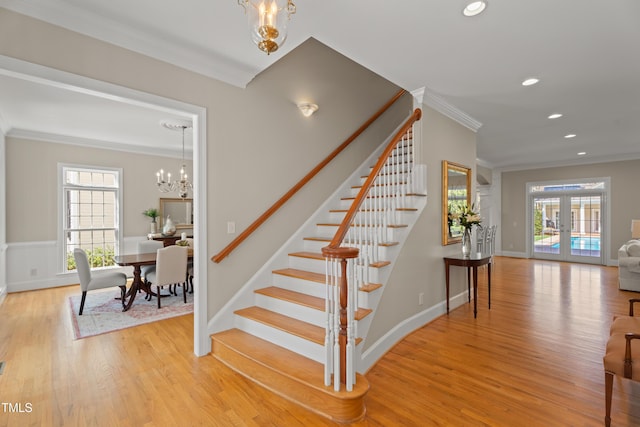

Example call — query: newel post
[322,245,359,387]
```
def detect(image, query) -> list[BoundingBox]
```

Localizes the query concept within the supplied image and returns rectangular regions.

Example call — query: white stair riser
[301,240,396,259]
[234,315,324,363]
[288,256,384,283]
[302,239,331,252]
[328,210,416,224]
[315,224,406,241]
[337,195,423,211]
[255,293,325,327]
[270,273,379,309]
[272,273,327,298]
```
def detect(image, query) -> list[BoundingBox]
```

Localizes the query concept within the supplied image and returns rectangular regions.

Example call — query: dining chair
[137,240,164,283]
[185,238,194,294]
[73,248,128,315]
[145,245,189,309]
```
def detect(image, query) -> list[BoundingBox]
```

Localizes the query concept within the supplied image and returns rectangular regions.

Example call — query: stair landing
[211,329,369,423]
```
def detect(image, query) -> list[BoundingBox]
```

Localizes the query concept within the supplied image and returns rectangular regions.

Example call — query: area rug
[68,288,193,339]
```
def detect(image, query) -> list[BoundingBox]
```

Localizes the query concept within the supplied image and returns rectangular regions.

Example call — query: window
[60,165,122,272]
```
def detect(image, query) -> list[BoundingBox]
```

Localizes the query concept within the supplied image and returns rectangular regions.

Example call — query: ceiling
[1,0,639,169]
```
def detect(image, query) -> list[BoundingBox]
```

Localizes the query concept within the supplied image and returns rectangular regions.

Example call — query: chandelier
[238,0,296,55]
[156,120,193,199]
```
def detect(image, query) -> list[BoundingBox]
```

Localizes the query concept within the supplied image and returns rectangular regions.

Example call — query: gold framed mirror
[159,197,193,230]
[442,160,471,245]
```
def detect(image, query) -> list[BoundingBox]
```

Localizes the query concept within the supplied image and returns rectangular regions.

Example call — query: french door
[531,193,603,264]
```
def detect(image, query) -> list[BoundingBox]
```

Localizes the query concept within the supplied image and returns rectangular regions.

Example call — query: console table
[444,253,492,318]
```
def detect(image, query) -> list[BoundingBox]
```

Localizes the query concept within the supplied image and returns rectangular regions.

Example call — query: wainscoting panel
[6,237,145,293]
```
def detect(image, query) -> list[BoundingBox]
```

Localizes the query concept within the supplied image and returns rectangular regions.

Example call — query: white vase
[461,228,472,257]
[162,215,176,236]
[150,219,157,234]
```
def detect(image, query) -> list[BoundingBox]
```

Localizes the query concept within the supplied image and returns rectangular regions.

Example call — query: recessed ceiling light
[577,152,586,156]
[564,134,576,139]
[463,1,488,17]
[548,113,563,119]
[522,78,539,86]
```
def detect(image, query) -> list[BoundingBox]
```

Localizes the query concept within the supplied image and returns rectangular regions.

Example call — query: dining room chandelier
[156,120,192,199]
[237,0,296,55]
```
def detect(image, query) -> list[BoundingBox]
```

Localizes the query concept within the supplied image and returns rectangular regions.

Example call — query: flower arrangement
[459,204,482,230]
[450,204,482,230]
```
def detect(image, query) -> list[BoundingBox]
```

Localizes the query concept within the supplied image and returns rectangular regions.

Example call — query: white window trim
[57,163,124,274]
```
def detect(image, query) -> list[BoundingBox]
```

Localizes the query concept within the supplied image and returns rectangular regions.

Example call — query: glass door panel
[566,194,602,263]
[533,196,561,259]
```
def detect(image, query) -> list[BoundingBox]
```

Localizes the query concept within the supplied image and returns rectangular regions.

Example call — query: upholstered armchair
[604,298,640,426]
[618,240,640,291]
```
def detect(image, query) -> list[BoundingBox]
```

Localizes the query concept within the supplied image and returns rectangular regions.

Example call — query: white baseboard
[499,250,527,258]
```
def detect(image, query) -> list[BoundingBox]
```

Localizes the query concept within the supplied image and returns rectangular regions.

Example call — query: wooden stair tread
[235,306,325,345]
[303,236,399,247]
[256,286,324,310]
[341,193,425,200]
[256,286,373,320]
[273,267,325,283]
[211,329,369,422]
[288,251,324,261]
[273,268,382,292]
[317,222,408,229]
[213,329,324,383]
[289,251,391,269]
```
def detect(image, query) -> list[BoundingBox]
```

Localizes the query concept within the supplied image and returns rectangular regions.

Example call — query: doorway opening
[527,178,609,265]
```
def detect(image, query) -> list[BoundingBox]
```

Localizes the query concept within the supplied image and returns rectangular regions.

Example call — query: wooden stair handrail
[324,108,422,250]
[212,89,407,263]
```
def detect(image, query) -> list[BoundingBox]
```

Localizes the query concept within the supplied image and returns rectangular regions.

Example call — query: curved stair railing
[321,108,423,391]
[212,89,407,264]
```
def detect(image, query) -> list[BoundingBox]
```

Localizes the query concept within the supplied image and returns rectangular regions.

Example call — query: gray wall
[5,136,186,242]
[501,159,640,259]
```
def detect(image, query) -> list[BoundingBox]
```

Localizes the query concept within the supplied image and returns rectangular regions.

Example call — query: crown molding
[0,1,256,88]
[7,128,190,159]
[423,89,482,132]
[493,152,640,173]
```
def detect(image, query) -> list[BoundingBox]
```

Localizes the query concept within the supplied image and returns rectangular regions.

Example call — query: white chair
[476,225,487,253]
[185,238,194,294]
[137,240,164,282]
[146,245,189,308]
[486,225,497,255]
[73,248,128,315]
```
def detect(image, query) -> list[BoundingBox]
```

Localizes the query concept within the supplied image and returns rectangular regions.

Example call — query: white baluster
[324,258,333,386]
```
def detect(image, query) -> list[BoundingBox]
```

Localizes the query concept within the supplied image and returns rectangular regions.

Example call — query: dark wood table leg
[123,266,142,312]
[467,266,471,303]
[445,261,450,313]
[472,266,478,318]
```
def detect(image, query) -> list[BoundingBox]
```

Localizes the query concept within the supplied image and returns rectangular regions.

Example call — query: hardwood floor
[1,256,639,426]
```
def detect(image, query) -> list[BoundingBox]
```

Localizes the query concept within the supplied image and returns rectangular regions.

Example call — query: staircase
[210,112,426,423]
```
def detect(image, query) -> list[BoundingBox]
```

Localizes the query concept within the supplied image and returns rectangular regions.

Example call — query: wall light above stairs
[297,102,319,117]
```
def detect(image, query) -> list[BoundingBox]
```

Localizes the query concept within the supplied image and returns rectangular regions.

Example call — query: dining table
[114,249,192,312]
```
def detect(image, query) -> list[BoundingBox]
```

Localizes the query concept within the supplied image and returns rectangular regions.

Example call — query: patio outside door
[531,193,603,264]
